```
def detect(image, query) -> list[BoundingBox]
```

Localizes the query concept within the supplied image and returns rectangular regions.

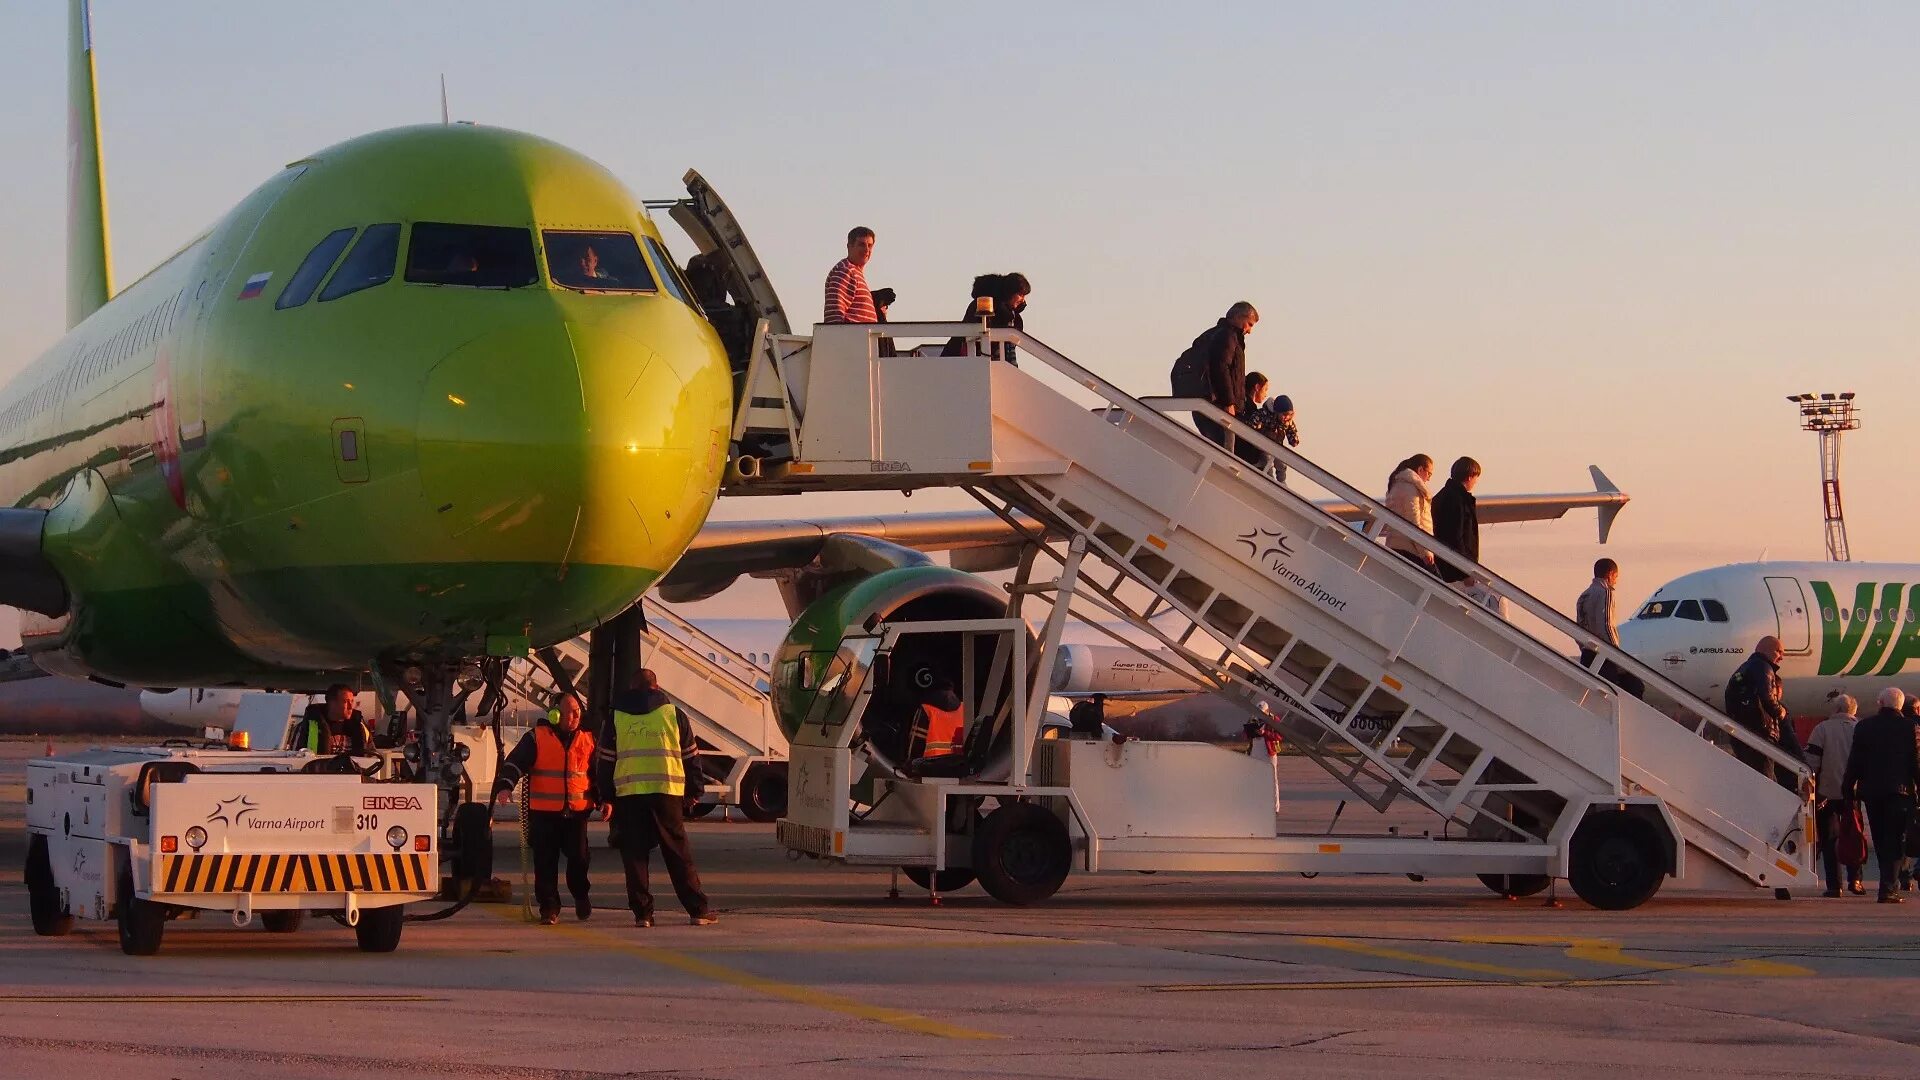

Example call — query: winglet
[1589,465,1626,544]
[67,0,114,328]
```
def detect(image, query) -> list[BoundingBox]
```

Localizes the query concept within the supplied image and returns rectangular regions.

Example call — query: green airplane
[0,3,733,694]
[2,3,1628,759]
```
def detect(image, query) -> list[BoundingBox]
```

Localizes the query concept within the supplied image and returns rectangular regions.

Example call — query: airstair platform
[729,320,1813,902]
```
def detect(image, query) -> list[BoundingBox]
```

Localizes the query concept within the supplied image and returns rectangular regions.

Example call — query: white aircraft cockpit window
[1635,600,1673,619]
[320,223,402,301]
[1703,599,1730,623]
[1674,599,1705,621]
[406,223,538,289]
[544,231,656,292]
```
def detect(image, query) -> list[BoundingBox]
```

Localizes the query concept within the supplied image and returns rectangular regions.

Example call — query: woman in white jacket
[1382,454,1437,572]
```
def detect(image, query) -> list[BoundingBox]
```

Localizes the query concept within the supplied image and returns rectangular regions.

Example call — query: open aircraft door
[1764,576,1811,655]
[653,170,790,336]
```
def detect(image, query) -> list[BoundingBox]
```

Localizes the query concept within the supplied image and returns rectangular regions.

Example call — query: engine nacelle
[773,565,1026,778]
[1049,644,1191,694]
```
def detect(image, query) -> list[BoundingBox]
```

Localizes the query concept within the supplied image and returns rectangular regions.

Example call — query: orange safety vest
[528,726,595,812]
[918,704,966,758]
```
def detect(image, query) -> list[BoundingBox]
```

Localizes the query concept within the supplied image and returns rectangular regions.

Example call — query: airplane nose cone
[415,317,729,630]
[418,322,587,563]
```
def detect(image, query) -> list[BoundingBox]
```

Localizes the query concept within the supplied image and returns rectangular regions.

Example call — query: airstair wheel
[973,802,1071,905]
[1567,810,1666,911]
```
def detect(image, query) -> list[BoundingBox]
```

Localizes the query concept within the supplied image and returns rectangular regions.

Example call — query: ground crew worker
[297,684,371,755]
[1726,635,1801,789]
[908,679,966,774]
[492,692,597,925]
[604,669,716,928]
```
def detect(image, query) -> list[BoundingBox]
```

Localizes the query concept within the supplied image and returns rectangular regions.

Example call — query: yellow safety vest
[612,701,685,797]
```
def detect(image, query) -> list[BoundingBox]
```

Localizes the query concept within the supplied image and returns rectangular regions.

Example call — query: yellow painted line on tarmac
[1458,935,1813,977]
[1300,936,1570,980]
[695,937,1084,954]
[484,907,998,1040]
[1150,978,1658,993]
[0,994,440,1003]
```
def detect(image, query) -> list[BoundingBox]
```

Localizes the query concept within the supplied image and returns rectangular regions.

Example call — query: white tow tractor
[25,744,439,954]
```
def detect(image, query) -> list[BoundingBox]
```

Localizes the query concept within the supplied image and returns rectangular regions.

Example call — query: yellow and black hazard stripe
[156,852,434,894]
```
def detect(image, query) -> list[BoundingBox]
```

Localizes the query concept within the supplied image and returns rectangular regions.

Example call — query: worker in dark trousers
[605,668,716,928]
[1843,687,1920,903]
[493,692,598,924]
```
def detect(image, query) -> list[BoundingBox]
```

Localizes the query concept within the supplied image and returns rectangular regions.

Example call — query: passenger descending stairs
[972,335,1811,890]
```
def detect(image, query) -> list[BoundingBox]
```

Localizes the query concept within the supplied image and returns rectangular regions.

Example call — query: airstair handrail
[641,598,769,693]
[992,326,1807,780]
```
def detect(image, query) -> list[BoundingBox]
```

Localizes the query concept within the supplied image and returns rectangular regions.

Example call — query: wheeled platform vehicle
[25,744,439,954]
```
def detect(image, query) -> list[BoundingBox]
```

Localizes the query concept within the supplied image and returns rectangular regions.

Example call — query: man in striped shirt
[823,226,878,324]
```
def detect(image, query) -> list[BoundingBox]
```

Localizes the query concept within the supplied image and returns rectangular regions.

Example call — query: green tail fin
[67,0,113,328]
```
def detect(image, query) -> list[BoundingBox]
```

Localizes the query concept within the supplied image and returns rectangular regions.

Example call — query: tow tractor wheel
[260,911,305,933]
[26,835,74,937]
[116,859,167,956]
[972,801,1071,906]
[1567,810,1667,911]
[686,801,718,820]
[354,904,406,953]
[739,763,789,823]
[903,866,977,893]
[451,802,495,886]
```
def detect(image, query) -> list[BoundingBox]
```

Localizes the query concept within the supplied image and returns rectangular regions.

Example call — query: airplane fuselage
[0,124,733,687]
[1617,560,1920,715]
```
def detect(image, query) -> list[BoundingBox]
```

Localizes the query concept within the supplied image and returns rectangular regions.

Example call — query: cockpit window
[642,235,699,310]
[1635,601,1673,619]
[544,231,655,292]
[406,223,538,288]
[1703,599,1729,623]
[1674,599,1705,621]
[277,227,356,310]
[319,223,401,302]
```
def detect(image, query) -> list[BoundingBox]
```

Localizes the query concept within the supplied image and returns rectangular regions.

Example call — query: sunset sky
[2,3,1914,648]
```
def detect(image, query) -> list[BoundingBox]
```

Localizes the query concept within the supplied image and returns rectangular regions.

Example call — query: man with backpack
[1170,302,1258,452]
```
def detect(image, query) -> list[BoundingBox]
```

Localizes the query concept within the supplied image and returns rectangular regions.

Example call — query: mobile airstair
[732,320,1812,908]
[508,599,789,820]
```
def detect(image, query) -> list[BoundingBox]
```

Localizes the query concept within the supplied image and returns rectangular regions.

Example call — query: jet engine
[771,564,1029,780]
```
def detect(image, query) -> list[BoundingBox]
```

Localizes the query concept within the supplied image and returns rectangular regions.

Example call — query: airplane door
[664,170,790,335]
[1764,576,1812,655]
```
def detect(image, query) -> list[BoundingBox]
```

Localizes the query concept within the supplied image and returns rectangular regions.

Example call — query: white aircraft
[1616,560,1920,716]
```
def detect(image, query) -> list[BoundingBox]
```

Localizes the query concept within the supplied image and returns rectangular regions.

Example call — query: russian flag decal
[237,272,272,300]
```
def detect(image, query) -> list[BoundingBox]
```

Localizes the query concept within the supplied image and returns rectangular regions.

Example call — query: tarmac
[3,737,1918,1078]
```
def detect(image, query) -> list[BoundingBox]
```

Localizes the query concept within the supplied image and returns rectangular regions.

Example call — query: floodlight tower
[1787,392,1860,561]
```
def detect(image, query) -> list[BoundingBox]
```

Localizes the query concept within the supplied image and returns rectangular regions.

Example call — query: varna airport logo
[1236,525,1347,613]
[1811,581,1920,678]
[1236,527,1295,561]
[207,795,259,826]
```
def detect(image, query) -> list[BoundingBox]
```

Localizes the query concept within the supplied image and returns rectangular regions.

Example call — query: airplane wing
[658,467,1628,605]
[1318,467,1629,541]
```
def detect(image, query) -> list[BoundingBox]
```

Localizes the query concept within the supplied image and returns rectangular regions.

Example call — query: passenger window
[642,235,698,309]
[277,227,357,310]
[1674,599,1704,621]
[1703,599,1729,623]
[1634,601,1672,619]
[543,231,655,292]
[407,222,538,288]
[319,223,401,302]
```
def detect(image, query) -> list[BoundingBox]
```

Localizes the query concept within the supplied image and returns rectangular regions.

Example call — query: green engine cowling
[772,564,1027,777]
